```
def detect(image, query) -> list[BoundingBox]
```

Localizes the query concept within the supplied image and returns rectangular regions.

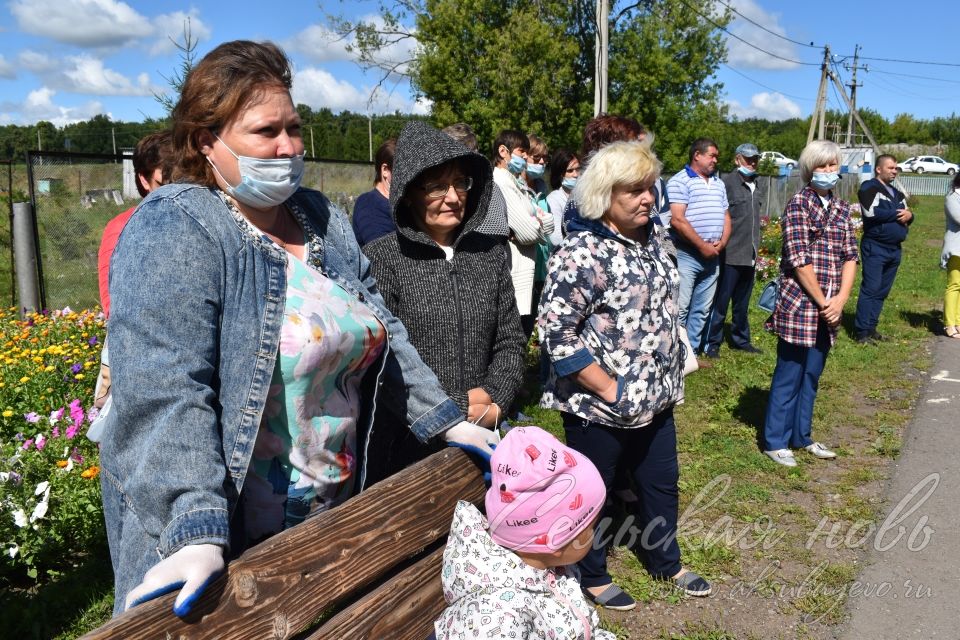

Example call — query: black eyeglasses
[416,176,473,200]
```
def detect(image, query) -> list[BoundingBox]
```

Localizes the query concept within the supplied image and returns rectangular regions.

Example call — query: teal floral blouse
[243,252,387,541]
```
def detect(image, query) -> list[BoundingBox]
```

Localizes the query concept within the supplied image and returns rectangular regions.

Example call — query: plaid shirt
[767,186,859,347]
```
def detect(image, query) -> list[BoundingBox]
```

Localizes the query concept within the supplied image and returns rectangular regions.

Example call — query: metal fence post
[13,201,40,315]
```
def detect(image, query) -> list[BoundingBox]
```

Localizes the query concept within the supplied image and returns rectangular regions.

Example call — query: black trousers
[705,262,755,352]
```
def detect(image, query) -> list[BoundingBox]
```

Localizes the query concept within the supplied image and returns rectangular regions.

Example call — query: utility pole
[593,0,609,116]
[807,46,831,144]
[844,45,865,147]
[111,127,117,156]
[368,114,373,162]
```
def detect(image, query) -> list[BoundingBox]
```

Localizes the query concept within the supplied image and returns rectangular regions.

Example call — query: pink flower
[65,424,79,439]
[49,408,65,425]
[69,399,84,426]
[24,412,40,423]
[86,406,99,423]
[35,434,46,451]
[21,439,33,450]
[52,426,60,438]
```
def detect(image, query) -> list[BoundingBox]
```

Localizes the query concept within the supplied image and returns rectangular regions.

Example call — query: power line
[677,0,820,67]
[714,0,820,49]
[868,68,960,86]
[854,55,960,68]
[720,63,813,101]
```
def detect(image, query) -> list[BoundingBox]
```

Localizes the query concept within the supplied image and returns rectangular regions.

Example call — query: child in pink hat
[433,426,615,639]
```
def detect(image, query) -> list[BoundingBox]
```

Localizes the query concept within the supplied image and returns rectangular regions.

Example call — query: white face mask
[207,133,305,210]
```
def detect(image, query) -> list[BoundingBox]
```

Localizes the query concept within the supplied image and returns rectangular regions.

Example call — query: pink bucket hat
[485,426,606,553]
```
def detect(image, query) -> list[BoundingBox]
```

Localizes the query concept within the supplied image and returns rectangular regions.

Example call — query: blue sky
[0,0,956,128]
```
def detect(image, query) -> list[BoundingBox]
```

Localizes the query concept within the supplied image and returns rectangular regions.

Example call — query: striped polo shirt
[666,165,729,243]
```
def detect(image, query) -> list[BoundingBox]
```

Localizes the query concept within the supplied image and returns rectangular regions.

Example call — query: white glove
[442,420,501,459]
[125,543,225,617]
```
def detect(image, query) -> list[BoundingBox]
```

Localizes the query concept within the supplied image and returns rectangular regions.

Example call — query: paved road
[839,335,960,639]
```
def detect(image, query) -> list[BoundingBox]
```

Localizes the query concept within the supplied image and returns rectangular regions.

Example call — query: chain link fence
[759,173,860,219]
[22,151,373,310]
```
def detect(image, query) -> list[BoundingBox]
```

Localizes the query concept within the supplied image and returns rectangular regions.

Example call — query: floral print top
[243,253,386,542]
[538,216,684,429]
[434,501,615,640]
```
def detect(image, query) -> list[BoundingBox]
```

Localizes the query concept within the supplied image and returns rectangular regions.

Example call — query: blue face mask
[811,171,840,190]
[737,166,757,177]
[562,176,577,190]
[208,133,305,210]
[526,163,545,179]
[507,153,527,175]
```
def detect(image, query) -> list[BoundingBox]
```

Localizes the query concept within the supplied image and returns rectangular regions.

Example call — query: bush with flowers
[0,307,106,584]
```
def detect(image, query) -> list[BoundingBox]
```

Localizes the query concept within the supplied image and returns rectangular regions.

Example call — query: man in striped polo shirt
[667,138,731,366]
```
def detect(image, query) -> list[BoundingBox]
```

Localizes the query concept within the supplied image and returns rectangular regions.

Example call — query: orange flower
[56,460,68,468]
[81,466,100,479]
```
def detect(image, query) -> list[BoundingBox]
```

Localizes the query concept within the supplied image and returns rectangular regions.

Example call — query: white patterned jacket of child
[434,501,615,640]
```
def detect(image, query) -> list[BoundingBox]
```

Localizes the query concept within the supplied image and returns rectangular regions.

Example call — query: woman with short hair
[762,140,859,467]
[539,140,710,610]
[942,172,960,338]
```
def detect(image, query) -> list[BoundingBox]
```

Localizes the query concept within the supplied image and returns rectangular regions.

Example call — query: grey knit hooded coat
[363,121,525,428]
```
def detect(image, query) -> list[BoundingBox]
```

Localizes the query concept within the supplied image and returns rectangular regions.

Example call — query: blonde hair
[799,140,841,184]
[526,133,548,160]
[572,140,662,221]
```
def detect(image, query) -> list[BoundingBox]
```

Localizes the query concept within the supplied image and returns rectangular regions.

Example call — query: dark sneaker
[871,331,889,342]
[704,348,720,359]
[673,570,712,596]
[855,334,877,345]
[583,583,637,611]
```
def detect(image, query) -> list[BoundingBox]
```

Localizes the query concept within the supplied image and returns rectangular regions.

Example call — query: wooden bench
[81,448,485,639]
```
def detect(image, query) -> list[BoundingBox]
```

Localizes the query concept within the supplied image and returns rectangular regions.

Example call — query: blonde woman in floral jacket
[538,141,711,611]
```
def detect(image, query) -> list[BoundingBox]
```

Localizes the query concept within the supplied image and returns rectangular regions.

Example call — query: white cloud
[0,55,15,79]
[18,50,59,74]
[10,0,152,48]
[726,92,802,120]
[287,16,418,77]
[61,55,157,96]
[149,11,212,56]
[292,66,424,114]
[725,0,802,70]
[2,87,107,126]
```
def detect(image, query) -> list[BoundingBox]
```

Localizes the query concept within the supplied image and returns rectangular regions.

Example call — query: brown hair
[171,40,293,186]
[581,115,645,159]
[441,123,478,152]
[526,133,548,161]
[374,139,396,185]
[133,131,173,197]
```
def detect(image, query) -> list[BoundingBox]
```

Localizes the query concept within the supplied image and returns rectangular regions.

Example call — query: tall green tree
[331,0,729,163]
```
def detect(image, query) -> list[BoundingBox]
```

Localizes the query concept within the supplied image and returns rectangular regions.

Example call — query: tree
[330,0,729,163]
[154,18,199,115]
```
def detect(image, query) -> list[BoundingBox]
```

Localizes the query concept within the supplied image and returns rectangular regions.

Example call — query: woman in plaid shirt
[762,141,859,467]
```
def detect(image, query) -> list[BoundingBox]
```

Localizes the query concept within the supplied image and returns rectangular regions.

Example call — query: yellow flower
[0,382,4,388]
[19,376,29,383]
[1,410,13,418]
[44,365,55,372]
[74,374,85,380]
[81,466,100,479]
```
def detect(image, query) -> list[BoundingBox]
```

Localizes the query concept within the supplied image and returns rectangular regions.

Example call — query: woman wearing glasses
[363,121,526,478]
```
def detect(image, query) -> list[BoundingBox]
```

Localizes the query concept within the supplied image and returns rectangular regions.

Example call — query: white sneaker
[764,449,797,467]
[804,442,837,459]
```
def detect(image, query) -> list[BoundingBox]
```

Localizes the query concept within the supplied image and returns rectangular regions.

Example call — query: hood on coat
[441,501,550,603]
[390,121,494,247]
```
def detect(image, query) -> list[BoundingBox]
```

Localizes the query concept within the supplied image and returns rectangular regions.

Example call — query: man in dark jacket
[705,143,766,357]
[853,154,913,344]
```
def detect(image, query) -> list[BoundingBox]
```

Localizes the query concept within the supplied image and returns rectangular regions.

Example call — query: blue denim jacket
[100,183,461,611]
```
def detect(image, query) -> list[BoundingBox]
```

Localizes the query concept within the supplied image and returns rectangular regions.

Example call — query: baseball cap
[736,143,760,158]
[485,426,606,553]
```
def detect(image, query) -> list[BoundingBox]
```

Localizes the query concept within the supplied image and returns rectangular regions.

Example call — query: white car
[896,157,917,172]
[908,155,958,175]
[761,151,798,171]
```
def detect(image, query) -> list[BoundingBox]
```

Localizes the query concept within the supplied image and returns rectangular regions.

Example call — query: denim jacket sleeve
[103,194,231,556]
[318,198,464,442]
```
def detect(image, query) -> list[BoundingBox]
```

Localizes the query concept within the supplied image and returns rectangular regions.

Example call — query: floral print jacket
[538,215,684,428]
[434,501,615,640]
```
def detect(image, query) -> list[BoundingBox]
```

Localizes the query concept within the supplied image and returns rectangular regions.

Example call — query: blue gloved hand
[443,420,501,476]
[125,543,225,617]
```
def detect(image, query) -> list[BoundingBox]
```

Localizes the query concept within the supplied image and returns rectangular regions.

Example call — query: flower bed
[0,307,105,584]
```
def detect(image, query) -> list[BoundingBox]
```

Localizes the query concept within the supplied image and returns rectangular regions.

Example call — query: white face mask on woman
[208,133,305,210]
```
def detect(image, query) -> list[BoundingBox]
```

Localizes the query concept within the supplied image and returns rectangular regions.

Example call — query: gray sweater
[363,121,526,415]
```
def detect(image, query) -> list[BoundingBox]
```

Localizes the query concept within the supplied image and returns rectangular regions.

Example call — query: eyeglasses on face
[416,176,473,200]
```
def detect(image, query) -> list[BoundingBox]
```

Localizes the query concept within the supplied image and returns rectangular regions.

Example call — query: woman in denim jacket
[100,40,498,618]
[539,141,710,610]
